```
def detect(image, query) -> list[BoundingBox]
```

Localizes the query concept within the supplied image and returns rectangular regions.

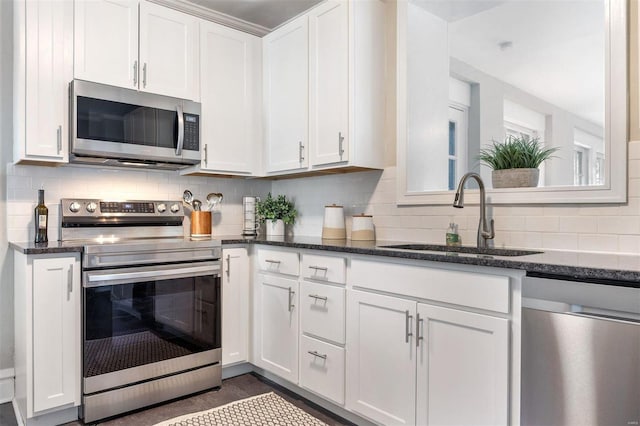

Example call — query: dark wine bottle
[34,189,48,244]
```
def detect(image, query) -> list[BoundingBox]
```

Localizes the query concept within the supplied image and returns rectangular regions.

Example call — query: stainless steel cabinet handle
[265,259,281,264]
[142,63,147,87]
[299,141,305,163]
[67,264,73,299]
[405,310,413,343]
[308,294,328,302]
[309,265,328,272]
[203,144,208,166]
[176,104,184,156]
[133,60,138,87]
[56,125,62,154]
[416,313,424,347]
[338,131,344,158]
[225,254,231,278]
[307,350,327,360]
[288,287,295,312]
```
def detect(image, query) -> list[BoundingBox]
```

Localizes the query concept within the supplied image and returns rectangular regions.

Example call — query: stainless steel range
[60,199,222,423]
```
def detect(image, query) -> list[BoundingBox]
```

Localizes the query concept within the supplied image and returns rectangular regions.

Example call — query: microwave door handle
[176,104,184,156]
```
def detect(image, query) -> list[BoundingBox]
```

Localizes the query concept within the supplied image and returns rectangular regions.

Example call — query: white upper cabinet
[74,0,199,100]
[14,0,73,163]
[74,0,138,90]
[197,21,261,175]
[309,0,349,166]
[262,0,386,177]
[139,1,199,100]
[263,17,309,173]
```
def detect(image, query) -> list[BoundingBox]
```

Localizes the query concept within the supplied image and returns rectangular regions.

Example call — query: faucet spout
[452,172,495,248]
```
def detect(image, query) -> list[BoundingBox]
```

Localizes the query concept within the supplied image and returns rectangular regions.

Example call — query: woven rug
[153,392,328,426]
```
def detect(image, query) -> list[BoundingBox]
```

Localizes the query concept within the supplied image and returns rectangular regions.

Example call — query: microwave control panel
[183,114,199,151]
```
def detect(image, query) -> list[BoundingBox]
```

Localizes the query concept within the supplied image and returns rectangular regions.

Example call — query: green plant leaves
[478,135,560,170]
[255,193,297,225]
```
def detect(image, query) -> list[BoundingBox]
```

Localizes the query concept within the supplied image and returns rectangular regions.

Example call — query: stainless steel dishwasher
[522,276,640,426]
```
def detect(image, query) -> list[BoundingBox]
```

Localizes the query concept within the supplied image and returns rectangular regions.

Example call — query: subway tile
[596,216,640,234]
[558,216,597,233]
[578,234,619,253]
[525,216,559,232]
[542,233,579,251]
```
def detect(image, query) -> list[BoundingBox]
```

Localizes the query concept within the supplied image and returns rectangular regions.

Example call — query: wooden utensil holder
[190,211,212,238]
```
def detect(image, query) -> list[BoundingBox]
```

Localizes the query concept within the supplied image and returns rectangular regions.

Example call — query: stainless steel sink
[378,244,542,257]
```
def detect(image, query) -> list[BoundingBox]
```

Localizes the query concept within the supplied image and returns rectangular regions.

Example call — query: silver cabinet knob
[157,203,167,213]
[69,202,81,213]
[86,202,97,213]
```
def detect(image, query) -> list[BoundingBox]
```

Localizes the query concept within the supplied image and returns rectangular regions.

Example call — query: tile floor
[3,374,351,426]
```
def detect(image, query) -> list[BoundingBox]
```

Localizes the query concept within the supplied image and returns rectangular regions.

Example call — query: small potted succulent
[256,193,297,237]
[478,134,559,188]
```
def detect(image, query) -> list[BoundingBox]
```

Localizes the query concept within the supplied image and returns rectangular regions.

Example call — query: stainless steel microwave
[70,80,201,170]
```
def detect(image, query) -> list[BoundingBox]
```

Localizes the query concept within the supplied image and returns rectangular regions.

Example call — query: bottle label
[38,214,47,230]
[446,232,460,246]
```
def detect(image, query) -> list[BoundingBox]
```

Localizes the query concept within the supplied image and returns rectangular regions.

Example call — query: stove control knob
[69,202,81,213]
[157,203,167,213]
[170,203,181,213]
[86,202,98,213]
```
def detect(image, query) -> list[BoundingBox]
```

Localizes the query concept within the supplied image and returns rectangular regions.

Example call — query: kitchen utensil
[206,192,223,211]
[322,204,346,239]
[193,199,202,211]
[183,190,194,206]
[242,196,260,236]
[351,214,375,241]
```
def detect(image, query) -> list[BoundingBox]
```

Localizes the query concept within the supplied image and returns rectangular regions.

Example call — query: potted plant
[478,135,559,188]
[256,193,297,237]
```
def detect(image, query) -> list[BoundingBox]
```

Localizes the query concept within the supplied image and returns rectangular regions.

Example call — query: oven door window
[84,274,220,378]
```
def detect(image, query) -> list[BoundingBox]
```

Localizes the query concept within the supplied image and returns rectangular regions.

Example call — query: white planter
[265,219,285,237]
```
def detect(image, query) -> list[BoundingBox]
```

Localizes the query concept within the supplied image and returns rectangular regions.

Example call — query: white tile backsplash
[7,141,640,254]
[5,163,271,243]
[267,140,640,254]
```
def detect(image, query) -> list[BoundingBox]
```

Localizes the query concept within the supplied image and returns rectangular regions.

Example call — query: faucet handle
[487,218,495,240]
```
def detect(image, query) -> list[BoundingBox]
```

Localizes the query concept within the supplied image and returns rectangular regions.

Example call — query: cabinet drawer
[300,281,345,344]
[257,248,299,276]
[300,335,345,405]
[350,259,510,314]
[301,253,346,284]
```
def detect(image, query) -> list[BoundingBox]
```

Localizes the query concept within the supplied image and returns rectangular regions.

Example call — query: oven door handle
[85,264,219,287]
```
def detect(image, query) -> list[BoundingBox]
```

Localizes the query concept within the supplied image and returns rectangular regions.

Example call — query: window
[574,144,590,185]
[448,106,468,190]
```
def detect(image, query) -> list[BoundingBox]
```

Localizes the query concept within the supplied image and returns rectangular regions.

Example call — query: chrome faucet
[453,172,495,248]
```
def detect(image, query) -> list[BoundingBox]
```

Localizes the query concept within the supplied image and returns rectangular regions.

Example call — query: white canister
[322,204,346,239]
[351,214,375,241]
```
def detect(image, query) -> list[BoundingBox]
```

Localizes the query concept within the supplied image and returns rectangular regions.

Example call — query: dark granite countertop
[11,236,640,287]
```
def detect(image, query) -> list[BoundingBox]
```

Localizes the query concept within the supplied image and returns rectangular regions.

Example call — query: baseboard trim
[12,399,23,426]
[0,368,15,404]
[221,363,253,380]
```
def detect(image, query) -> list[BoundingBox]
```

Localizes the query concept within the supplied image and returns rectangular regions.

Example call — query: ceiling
[185,0,323,31]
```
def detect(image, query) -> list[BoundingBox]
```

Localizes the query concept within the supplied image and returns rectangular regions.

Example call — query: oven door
[83,261,220,395]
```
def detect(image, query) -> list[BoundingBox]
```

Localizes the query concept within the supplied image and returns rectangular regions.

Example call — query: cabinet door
[346,290,417,425]
[309,0,349,166]
[263,17,309,173]
[32,256,80,413]
[74,0,138,89]
[200,22,260,175]
[256,274,299,383]
[222,248,250,365]
[416,304,509,426]
[139,1,198,99]
[23,0,73,161]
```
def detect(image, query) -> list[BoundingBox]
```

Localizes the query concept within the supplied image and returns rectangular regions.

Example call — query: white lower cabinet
[255,273,299,383]
[300,335,345,405]
[14,252,81,425]
[416,304,509,426]
[346,290,417,425]
[222,248,249,366]
[347,289,510,426]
